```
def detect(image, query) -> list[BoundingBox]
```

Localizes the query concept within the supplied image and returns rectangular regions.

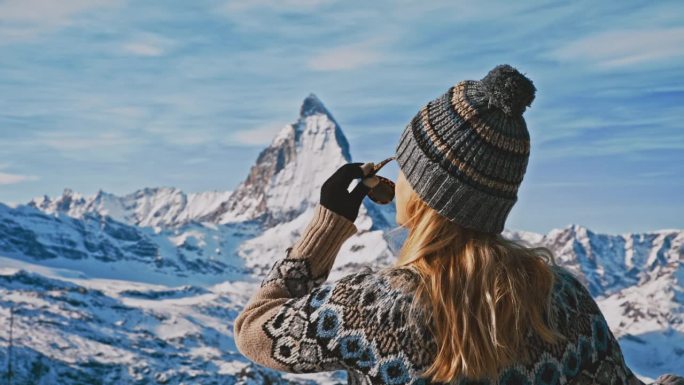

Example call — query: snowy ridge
[0,202,258,287]
[505,225,684,380]
[30,187,233,229]
[538,224,683,296]
[0,263,339,385]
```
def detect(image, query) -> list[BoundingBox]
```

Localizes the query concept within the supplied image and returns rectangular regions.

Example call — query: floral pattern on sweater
[233,204,644,385]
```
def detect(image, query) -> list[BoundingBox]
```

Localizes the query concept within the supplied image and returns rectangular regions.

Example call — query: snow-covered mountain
[29,188,234,229]
[214,93,354,227]
[1,93,682,383]
[504,226,684,379]
[506,224,683,297]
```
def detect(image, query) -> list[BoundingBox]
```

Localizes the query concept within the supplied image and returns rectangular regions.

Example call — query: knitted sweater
[233,204,644,385]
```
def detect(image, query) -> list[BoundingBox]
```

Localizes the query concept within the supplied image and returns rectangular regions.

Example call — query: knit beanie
[394,64,536,234]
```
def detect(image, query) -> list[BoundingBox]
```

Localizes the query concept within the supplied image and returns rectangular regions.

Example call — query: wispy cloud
[39,132,133,152]
[144,129,217,146]
[122,33,175,57]
[550,27,684,69]
[0,0,120,42]
[538,132,684,159]
[637,170,678,178]
[28,131,145,163]
[308,39,386,71]
[221,0,335,12]
[231,123,288,146]
[0,172,38,185]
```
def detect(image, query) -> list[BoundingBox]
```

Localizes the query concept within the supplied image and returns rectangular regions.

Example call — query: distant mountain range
[1,94,681,384]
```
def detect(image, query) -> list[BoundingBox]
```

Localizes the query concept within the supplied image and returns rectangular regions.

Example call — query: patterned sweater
[233,204,645,385]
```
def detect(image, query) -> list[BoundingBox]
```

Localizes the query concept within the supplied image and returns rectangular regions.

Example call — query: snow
[0,263,248,383]
[272,123,296,146]
[29,187,234,228]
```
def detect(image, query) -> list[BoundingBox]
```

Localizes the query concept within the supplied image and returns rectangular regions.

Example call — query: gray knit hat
[394,64,535,234]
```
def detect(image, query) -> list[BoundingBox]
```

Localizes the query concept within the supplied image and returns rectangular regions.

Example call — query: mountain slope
[0,263,342,385]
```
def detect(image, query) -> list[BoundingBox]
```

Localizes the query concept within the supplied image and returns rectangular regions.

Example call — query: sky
[0,0,682,234]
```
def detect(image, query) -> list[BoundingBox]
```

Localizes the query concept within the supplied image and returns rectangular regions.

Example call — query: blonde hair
[394,188,564,382]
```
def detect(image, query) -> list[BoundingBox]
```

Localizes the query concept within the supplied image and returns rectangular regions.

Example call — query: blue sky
[0,0,682,234]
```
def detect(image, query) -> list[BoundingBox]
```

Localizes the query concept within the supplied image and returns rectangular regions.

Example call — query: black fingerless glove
[320,163,373,222]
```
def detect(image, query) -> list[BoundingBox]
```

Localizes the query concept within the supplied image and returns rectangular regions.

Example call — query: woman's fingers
[360,162,375,177]
[327,162,375,190]
[319,161,379,222]
[362,175,380,188]
[349,178,372,204]
[349,175,379,205]
[332,163,364,187]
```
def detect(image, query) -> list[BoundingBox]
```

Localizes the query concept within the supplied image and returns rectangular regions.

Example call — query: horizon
[1,0,682,235]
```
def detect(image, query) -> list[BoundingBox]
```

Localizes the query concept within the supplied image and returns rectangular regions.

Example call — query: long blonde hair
[394,188,564,382]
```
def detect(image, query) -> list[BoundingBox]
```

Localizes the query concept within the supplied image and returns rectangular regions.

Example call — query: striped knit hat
[394,64,535,234]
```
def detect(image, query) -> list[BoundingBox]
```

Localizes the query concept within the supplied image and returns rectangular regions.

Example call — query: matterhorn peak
[300,93,330,118]
[216,93,353,226]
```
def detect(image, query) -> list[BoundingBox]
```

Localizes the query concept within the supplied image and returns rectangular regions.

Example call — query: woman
[234,65,681,384]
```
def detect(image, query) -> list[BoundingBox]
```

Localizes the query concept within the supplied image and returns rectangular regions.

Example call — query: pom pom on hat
[480,64,536,116]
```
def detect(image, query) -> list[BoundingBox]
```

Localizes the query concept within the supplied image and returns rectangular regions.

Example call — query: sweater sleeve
[233,203,434,381]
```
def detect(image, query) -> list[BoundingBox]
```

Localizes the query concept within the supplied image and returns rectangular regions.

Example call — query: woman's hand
[320,162,379,222]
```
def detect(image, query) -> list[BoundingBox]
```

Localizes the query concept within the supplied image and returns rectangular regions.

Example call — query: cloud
[104,106,148,119]
[122,42,164,57]
[183,157,211,165]
[141,124,220,147]
[637,170,678,178]
[0,172,38,185]
[221,0,334,13]
[40,132,133,151]
[0,0,120,42]
[550,27,684,69]
[231,123,288,145]
[28,131,146,162]
[122,34,175,57]
[0,0,116,22]
[308,39,386,71]
[538,132,684,160]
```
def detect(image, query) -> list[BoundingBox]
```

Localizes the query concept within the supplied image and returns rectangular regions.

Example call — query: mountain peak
[297,93,351,162]
[567,223,592,235]
[26,187,233,228]
[300,93,330,118]
[217,92,353,226]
